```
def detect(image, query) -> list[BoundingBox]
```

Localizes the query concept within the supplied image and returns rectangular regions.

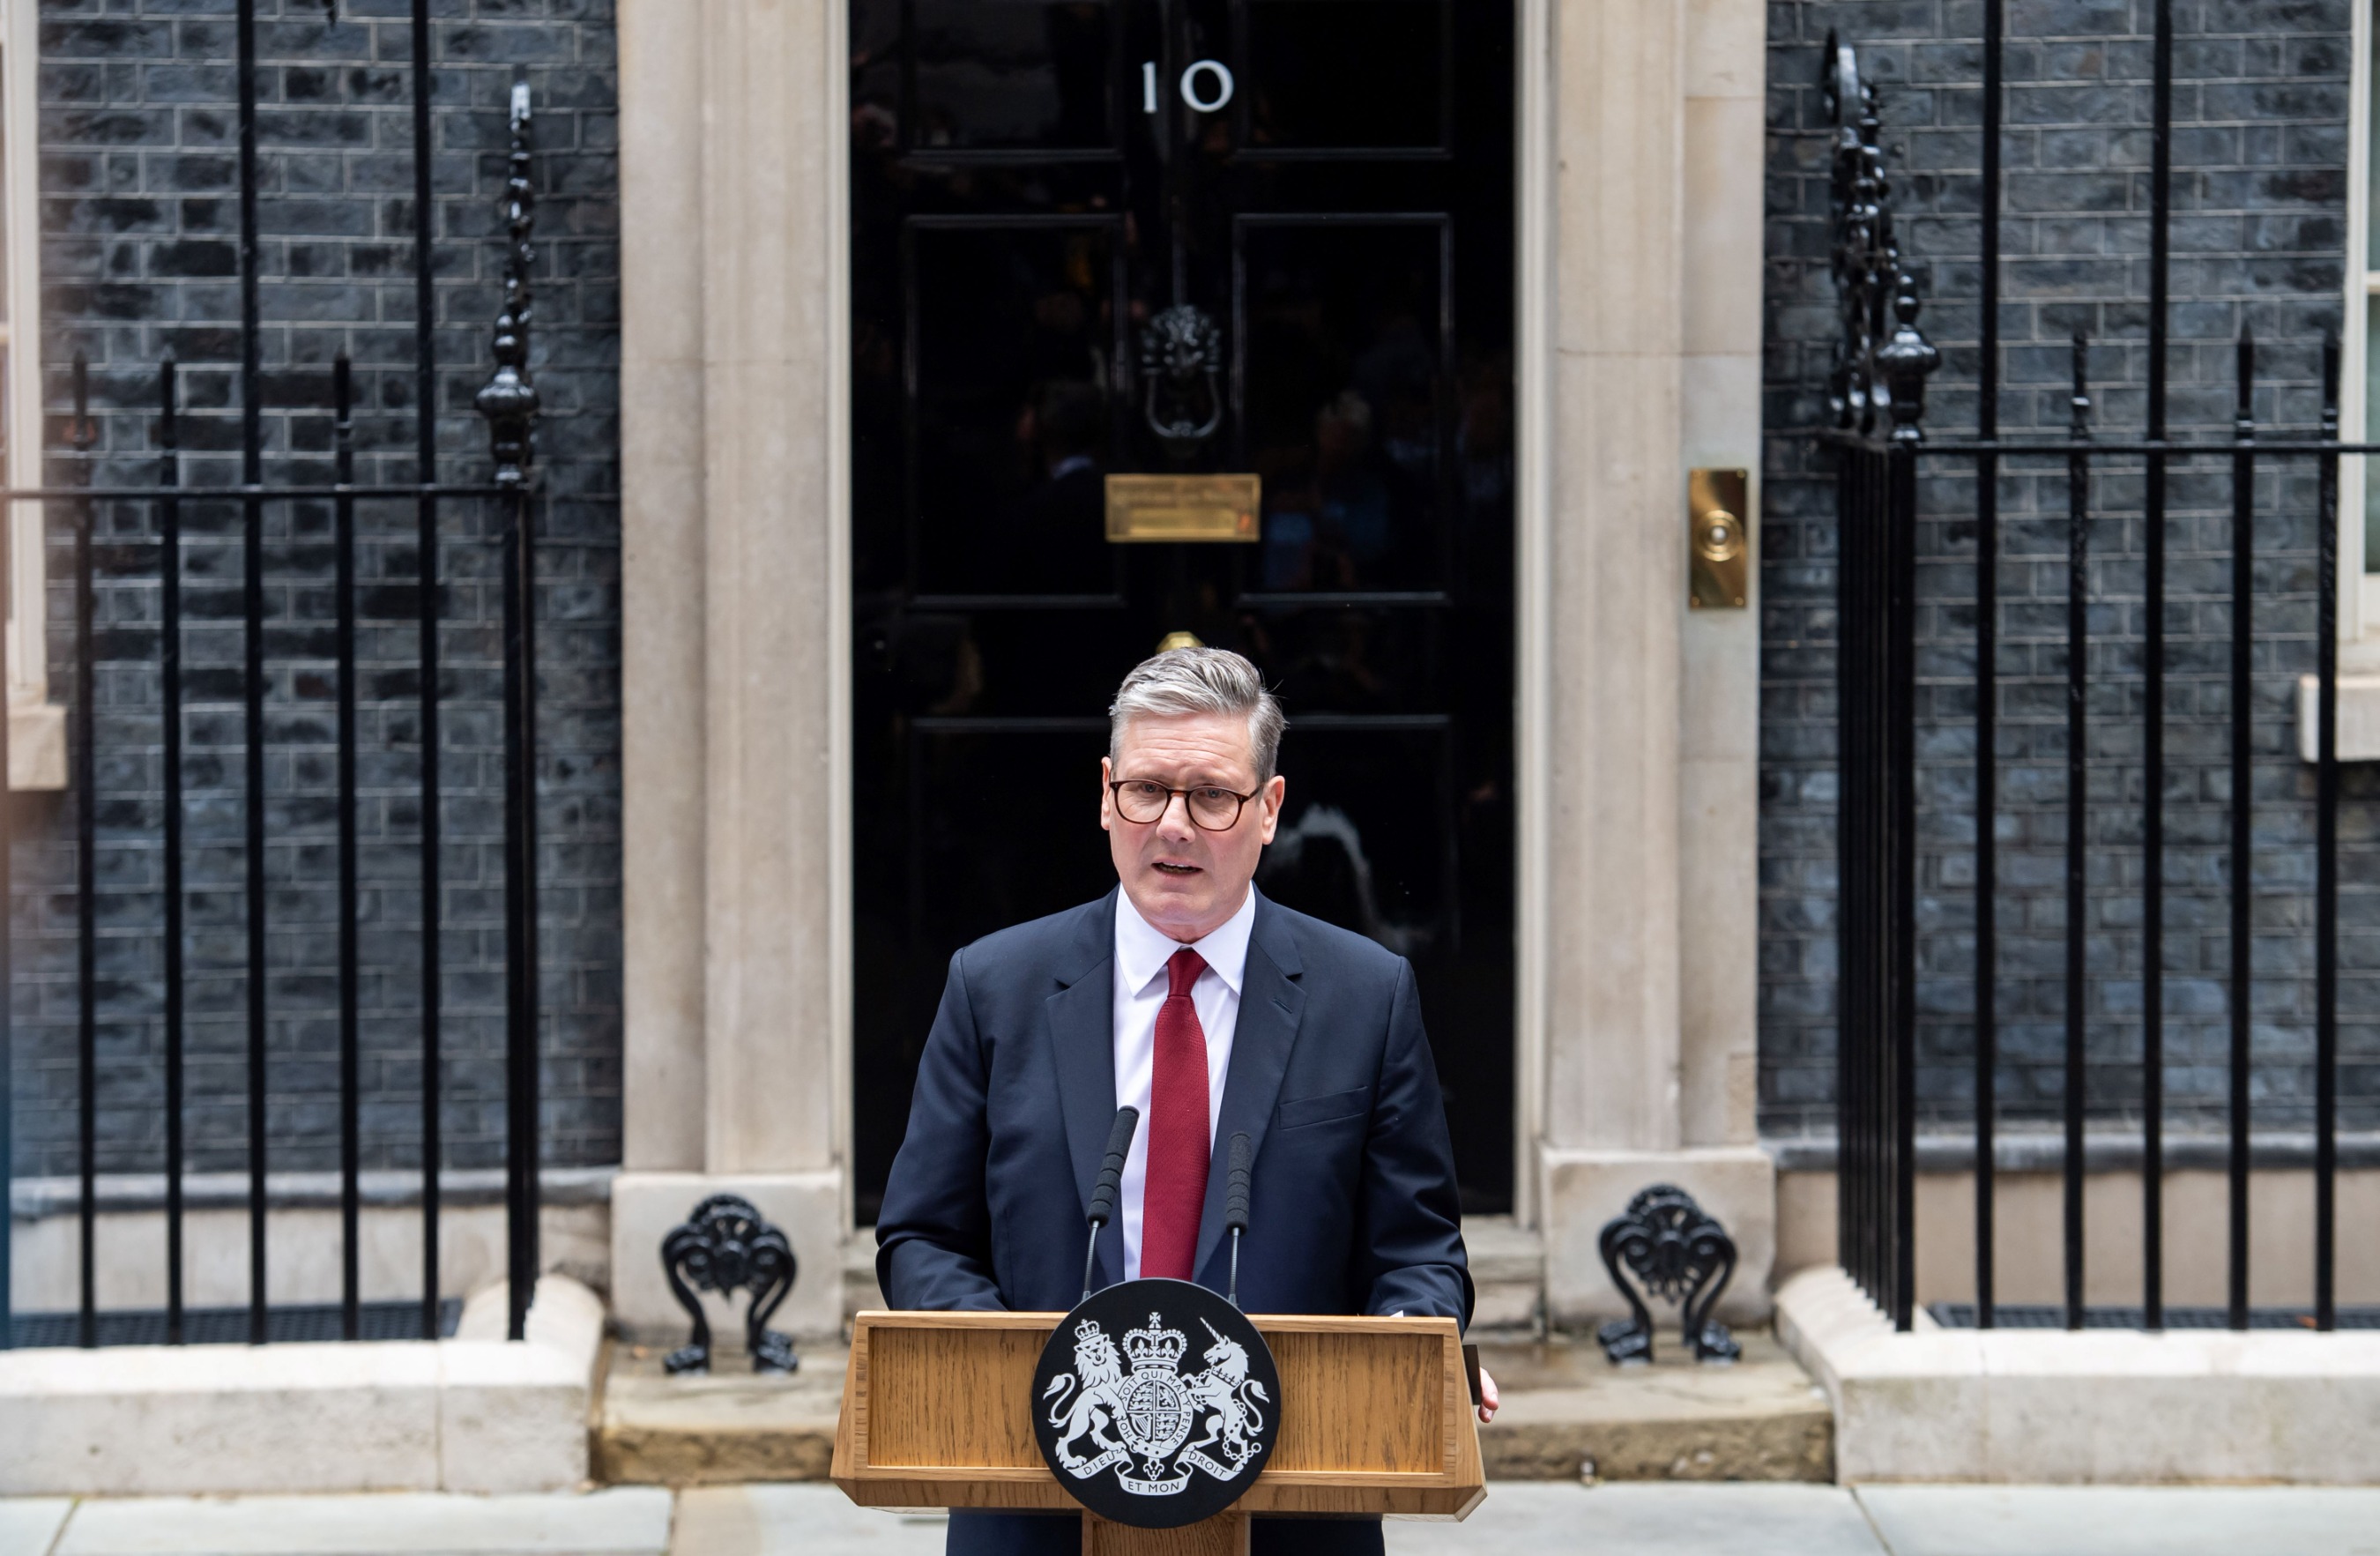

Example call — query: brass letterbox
[1104,473,1262,543]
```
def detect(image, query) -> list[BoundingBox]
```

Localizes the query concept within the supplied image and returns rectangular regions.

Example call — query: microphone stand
[1082,1106,1140,1302]
[1223,1132,1252,1308]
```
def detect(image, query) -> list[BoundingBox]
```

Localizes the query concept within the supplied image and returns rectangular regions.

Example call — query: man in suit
[877,646,1497,1556]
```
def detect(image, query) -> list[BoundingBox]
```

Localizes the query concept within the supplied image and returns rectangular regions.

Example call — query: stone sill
[8,1165,616,1220]
[9,698,63,789]
[1764,1129,2380,1174]
[0,1275,604,1496]
[1777,1266,2380,1483]
[2297,671,2380,763]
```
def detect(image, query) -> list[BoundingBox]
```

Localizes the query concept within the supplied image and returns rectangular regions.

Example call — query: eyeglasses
[1108,779,1261,831]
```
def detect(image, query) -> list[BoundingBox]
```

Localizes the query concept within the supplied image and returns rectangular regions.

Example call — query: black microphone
[1224,1131,1253,1308]
[1082,1106,1140,1300]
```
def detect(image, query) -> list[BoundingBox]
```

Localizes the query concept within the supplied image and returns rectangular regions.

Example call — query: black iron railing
[0,10,544,1350]
[1822,24,2366,1335]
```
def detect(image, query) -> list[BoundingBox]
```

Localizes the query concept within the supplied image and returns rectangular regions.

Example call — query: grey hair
[1108,647,1288,783]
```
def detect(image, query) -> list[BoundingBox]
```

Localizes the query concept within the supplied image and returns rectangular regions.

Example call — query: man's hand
[1476,1365,1499,1425]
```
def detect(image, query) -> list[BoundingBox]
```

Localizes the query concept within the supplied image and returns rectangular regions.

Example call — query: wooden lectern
[833,1310,1485,1555]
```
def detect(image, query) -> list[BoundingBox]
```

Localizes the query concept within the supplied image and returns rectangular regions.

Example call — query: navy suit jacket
[877,887,1473,1327]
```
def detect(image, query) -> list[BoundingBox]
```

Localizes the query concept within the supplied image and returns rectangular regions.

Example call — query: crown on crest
[1124,1314,1186,1371]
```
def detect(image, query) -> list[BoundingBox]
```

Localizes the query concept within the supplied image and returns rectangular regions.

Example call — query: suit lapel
[1047,892,1120,1247]
[1193,891,1305,1287]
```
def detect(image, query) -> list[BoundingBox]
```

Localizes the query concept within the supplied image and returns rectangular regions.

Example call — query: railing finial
[476,70,539,488]
[1827,41,1937,443]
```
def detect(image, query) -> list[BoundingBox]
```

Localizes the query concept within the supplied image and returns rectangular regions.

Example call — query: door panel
[852,0,1514,1217]
[907,218,1127,599]
[906,722,1118,946]
[1238,0,1450,153]
[905,0,1120,153]
[1235,217,1450,595]
[1255,720,1454,950]
[855,719,1119,1197]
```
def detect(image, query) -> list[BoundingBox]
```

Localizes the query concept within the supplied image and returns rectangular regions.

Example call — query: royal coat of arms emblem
[1030,1278,1281,1529]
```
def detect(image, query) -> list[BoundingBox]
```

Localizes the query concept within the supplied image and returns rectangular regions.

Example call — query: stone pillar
[1529,0,1774,1324]
[612,0,849,1343]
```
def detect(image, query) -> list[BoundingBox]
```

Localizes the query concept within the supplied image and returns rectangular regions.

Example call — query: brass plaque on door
[1687,467,1750,610]
[1104,473,1261,543]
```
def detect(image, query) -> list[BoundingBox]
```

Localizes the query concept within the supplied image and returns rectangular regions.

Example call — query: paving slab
[1385,1484,1882,1556]
[49,1490,673,1556]
[0,1502,73,1556]
[1855,1485,2380,1556]
[667,1487,946,1555]
[669,1484,1880,1556]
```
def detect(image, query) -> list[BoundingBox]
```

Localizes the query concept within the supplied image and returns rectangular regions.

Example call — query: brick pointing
[11,0,621,1180]
[1762,1,2379,1141]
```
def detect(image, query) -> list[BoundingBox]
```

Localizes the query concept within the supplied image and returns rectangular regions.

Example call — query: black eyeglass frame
[1106,779,1265,832]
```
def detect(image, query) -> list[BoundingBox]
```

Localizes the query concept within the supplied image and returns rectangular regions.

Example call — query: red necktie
[1142,948,1210,1282]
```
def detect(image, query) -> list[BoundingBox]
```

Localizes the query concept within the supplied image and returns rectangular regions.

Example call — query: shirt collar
[1114,886,1256,1000]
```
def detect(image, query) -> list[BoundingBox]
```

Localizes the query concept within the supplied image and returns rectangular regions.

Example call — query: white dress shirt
[1112,888,1254,1282]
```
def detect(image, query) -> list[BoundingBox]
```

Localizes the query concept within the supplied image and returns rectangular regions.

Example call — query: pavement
[7,1484,2380,1556]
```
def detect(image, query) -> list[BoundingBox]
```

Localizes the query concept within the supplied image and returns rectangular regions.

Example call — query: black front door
[850,0,1515,1218]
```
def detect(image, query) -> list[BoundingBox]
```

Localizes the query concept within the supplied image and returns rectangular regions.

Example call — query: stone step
[594,1329,1831,1488]
[1475,1330,1832,1483]
[596,1344,845,1487]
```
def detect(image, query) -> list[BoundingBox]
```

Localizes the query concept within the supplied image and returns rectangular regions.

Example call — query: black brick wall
[9,0,621,1180]
[1762,0,2380,1141]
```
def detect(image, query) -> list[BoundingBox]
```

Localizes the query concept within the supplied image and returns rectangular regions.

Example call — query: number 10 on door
[1145,60,1237,115]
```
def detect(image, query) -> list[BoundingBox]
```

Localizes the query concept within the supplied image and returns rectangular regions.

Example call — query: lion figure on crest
[1042,1320,1128,1471]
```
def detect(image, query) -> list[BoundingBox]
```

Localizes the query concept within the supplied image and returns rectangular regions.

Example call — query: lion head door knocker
[1139,304,1224,460]
[659,1193,800,1375]
[1595,1184,1742,1366]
